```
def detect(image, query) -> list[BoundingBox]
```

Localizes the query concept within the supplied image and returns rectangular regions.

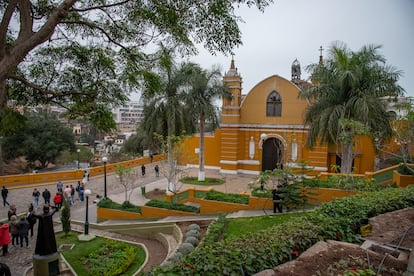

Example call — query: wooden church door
[262,138,284,171]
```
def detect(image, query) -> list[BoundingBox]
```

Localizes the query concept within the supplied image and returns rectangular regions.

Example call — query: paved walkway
[0,163,268,275]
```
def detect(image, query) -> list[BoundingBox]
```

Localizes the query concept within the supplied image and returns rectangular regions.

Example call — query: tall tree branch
[0,0,18,58]
[16,0,35,43]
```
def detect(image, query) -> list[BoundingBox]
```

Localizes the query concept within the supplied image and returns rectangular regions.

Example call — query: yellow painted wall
[239,76,308,125]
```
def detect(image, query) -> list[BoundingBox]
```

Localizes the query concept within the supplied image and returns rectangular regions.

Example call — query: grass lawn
[56,231,146,275]
[225,212,311,240]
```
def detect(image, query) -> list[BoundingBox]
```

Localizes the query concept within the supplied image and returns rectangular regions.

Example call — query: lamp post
[84,189,92,235]
[103,157,108,198]
[77,149,80,169]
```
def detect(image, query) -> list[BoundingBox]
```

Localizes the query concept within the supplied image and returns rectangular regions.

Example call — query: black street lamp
[84,189,92,235]
[103,157,108,198]
[77,149,80,169]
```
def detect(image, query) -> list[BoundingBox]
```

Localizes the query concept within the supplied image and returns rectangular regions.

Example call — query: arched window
[266,91,282,116]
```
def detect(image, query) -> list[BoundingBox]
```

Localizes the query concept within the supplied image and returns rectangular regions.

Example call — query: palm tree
[183,63,230,181]
[140,47,196,192]
[300,42,404,174]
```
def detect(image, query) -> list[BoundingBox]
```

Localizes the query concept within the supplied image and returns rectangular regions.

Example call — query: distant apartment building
[112,100,144,134]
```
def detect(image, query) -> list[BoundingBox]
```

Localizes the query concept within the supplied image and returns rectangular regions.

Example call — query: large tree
[2,111,76,169]
[300,42,404,174]
[0,0,273,174]
[183,63,230,181]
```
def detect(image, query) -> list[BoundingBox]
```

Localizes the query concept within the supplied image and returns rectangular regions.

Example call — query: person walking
[141,164,146,176]
[42,188,51,205]
[8,215,19,247]
[53,192,62,209]
[1,187,9,207]
[0,223,11,256]
[56,181,63,192]
[63,185,72,204]
[7,205,16,221]
[32,188,40,208]
[154,164,160,177]
[70,185,75,205]
[27,204,36,238]
[18,215,30,248]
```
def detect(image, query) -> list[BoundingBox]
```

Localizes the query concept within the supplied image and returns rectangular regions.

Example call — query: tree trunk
[198,113,205,181]
[341,142,354,174]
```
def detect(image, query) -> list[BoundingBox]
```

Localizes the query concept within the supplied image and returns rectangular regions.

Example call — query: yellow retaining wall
[97,205,199,221]
[0,155,164,188]
[393,171,414,187]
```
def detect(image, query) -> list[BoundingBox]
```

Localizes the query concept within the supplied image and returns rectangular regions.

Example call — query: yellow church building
[181,58,378,175]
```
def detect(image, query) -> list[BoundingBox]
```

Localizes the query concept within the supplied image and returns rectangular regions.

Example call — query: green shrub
[184,236,199,246]
[186,229,199,238]
[203,190,249,204]
[167,252,183,262]
[81,239,139,275]
[177,243,194,255]
[188,224,201,231]
[145,200,200,213]
[97,198,141,213]
[180,177,224,186]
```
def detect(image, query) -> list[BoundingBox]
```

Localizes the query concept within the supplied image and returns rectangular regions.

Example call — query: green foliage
[201,213,228,244]
[302,176,383,192]
[0,107,26,136]
[202,190,249,204]
[188,224,201,231]
[184,236,199,246]
[397,164,414,175]
[177,243,195,255]
[149,186,414,275]
[300,42,403,173]
[56,231,145,275]
[344,269,375,276]
[145,199,200,213]
[2,112,75,168]
[97,198,141,213]
[60,197,71,235]
[179,177,224,186]
[80,239,139,275]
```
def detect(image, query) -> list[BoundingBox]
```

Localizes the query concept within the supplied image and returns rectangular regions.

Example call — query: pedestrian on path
[0,223,11,256]
[63,185,71,203]
[56,181,63,192]
[8,215,19,246]
[32,188,40,208]
[7,205,16,221]
[154,165,160,177]
[70,185,75,205]
[42,188,51,205]
[141,164,146,176]
[1,186,9,207]
[18,215,30,248]
[53,192,62,209]
[27,204,36,238]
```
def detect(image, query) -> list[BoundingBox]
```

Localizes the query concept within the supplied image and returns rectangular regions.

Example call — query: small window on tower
[266,91,282,116]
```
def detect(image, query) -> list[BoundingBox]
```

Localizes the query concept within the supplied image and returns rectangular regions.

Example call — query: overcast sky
[188,0,414,98]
